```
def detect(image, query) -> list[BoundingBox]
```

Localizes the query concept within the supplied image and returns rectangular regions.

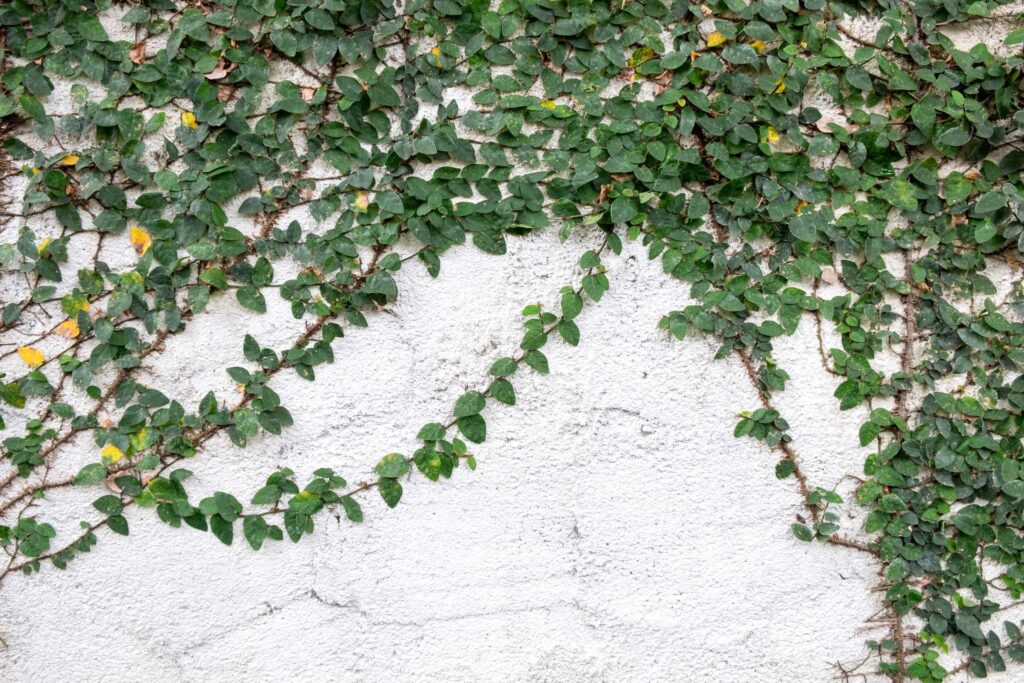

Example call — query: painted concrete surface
[1,5,1023,682]
[0,231,889,681]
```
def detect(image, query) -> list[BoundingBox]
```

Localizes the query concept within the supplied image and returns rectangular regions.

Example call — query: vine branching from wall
[2,0,1024,679]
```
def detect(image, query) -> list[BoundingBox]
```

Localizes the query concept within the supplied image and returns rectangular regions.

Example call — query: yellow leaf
[431,46,441,66]
[796,200,809,215]
[31,166,40,175]
[101,443,124,463]
[181,111,199,129]
[706,31,727,48]
[774,79,786,94]
[56,320,80,339]
[765,126,780,145]
[130,226,152,255]
[60,154,80,166]
[353,190,369,212]
[540,100,558,110]
[749,40,766,52]
[130,428,151,452]
[629,47,655,68]
[18,346,44,368]
[37,237,53,256]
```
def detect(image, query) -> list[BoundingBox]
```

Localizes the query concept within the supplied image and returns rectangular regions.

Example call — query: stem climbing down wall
[3,1,1024,681]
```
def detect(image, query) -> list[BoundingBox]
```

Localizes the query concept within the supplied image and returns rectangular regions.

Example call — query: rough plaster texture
[0,232,889,681]
[2,7,1024,683]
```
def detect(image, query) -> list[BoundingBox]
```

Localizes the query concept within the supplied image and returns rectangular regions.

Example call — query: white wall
[2,7,1023,682]
[0,230,911,681]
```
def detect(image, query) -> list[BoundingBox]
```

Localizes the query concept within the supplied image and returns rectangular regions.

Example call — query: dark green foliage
[1,1,1023,679]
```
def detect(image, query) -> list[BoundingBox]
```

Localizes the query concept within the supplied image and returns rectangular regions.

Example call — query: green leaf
[107,515,129,536]
[284,509,307,542]
[937,126,971,147]
[74,463,108,485]
[457,414,487,443]
[558,320,580,346]
[1002,480,1024,499]
[243,516,267,550]
[341,496,363,523]
[974,191,1006,215]
[453,390,486,417]
[722,44,759,65]
[368,82,400,107]
[78,18,110,42]
[789,212,820,243]
[561,291,583,321]
[489,357,518,377]
[791,523,813,542]
[610,196,637,224]
[490,379,516,405]
[878,179,917,212]
[379,478,403,508]
[886,557,910,581]
[416,422,446,441]
[209,514,234,545]
[200,268,228,290]
[775,460,796,479]
[236,286,267,313]
[579,250,601,269]
[956,613,985,641]
[975,221,997,243]
[944,173,971,204]
[910,102,935,135]
[374,453,410,478]
[523,350,549,374]
[250,486,280,507]
[93,495,123,516]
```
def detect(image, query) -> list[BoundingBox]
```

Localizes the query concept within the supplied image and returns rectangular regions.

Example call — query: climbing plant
[2,0,1024,679]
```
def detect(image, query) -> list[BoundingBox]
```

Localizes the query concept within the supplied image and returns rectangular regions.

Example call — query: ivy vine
[2,0,1024,679]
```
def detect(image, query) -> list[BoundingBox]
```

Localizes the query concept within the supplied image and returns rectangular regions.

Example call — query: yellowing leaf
[181,111,199,129]
[101,443,124,463]
[18,346,44,368]
[796,200,809,215]
[129,428,151,452]
[765,126,780,145]
[540,100,559,110]
[431,46,441,66]
[130,226,152,255]
[774,79,786,94]
[37,237,53,256]
[629,47,655,68]
[706,31,727,48]
[352,190,369,212]
[60,154,80,166]
[69,297,90,313]
[56,320,80,338]
[749,40,766,52]
[31,166,40,175]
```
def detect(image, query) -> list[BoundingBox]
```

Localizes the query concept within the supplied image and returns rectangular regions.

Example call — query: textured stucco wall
[1,231,890,681]
[1,7,1023,683]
